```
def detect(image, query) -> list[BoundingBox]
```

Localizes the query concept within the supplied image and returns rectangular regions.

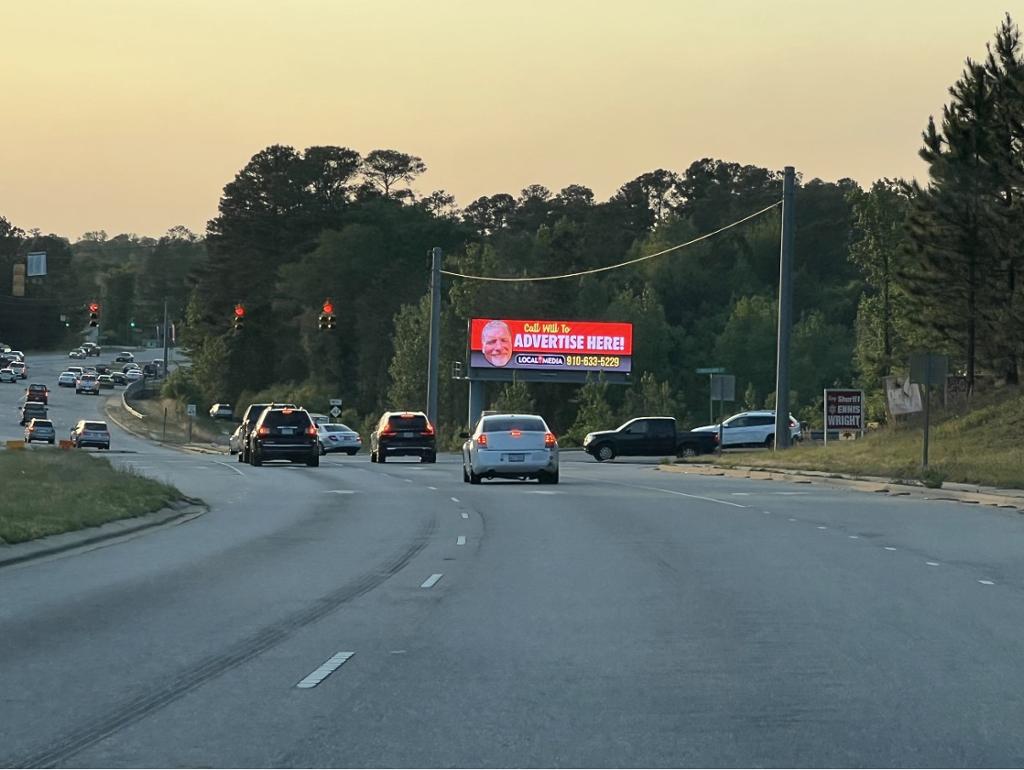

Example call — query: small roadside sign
[824,389,864,445]
[186,404,197,417]
[695,367,726,374]
[710,374,735,401]
[329,398,343,407]
[329,406,341,418]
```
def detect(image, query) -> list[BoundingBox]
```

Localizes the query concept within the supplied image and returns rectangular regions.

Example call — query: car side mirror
[459,432,470,439]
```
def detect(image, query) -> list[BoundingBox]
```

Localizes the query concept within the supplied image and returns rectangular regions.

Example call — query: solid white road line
[817,526,828,530]
[213,461,246,477]
[450,497,460,503]
[600,481,748,509]
[979,580,995,585]
[296,651,355,689]
[323,490,357,495]
[884,547,898,551]
[926,562,940,566]
[428,486,437,490]
[456,536,466,546]
[421,573,443,588]
[848,535,859,539]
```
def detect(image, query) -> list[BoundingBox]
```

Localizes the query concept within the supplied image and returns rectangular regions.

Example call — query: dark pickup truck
[582,416,718,461]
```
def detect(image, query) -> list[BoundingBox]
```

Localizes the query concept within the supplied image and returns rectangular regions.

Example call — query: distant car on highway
[318,423,361,455]
[20,401,47,426]
[370,411,436,463]
[0,368,16,384]
[76,374,100,395]
[228,423,245,455]
[24,418,55,445]
[81,342,101,357]
[26,384,49,404]
[97,374,114,389]
[66,366,84,378]
[583,417,718,461]
[236,402,297,463]
[110,371,127,386]
[114,351,135,363]
[691,410,802,449]
[69,348,86,359]
[247,406,319,467]
[124,368,144,383]
[70,420,110,450]
[461,413,559,484]
[209,403,233,420]
[58,371,78,388]
[10,361,27,379]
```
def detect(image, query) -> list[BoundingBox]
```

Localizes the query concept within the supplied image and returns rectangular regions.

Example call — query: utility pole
[426,247,442,428]
[162,299,169,377]
[773,166,796,450]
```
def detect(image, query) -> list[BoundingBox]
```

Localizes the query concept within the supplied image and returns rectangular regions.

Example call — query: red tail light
[477,433,488,447]
[544,432,556,448]
[257,426,269,436]
[422,422,435,436]
[789,418,797,428]
[510,429,521,438]
[306,425,317,436]
[381,428,397,437]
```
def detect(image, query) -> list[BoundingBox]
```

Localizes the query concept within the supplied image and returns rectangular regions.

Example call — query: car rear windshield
[388,414,427,431]
[261,409,311,428]
[323,424,350,432]
[482,417,548,433]
[33,420,53,427]
[84,422,107,431]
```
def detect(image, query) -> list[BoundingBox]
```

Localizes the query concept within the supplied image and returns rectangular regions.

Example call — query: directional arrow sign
[329,406,341,418]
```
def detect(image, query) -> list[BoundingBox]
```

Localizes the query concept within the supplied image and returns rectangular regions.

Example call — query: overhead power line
[440,200,782,283]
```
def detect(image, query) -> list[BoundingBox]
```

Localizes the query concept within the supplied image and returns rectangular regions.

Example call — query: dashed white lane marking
[528,490,560,495]
[192,466,212,470]
[296,651,354,689]
[450,497,460,503]
[214,460,246,477]
[730,492,751,496]
[979,580,995,585]
[601,481,748,508]
[403,479,412,483]
[926,562,940,566]
[323,490,357,495]
[776,492,809,496]
[848,535,859,539]
[428,486,437,490]
[456,536,466,546]
[461,512,469,519]
[788,518,797,522]
[884,547,897,551]
[817,526,827,530]
[421,573,443,588]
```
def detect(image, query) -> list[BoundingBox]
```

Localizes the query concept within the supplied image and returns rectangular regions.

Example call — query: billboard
[469,318,632,373]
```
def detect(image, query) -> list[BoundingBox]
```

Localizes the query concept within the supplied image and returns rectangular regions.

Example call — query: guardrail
[122,379,146,420]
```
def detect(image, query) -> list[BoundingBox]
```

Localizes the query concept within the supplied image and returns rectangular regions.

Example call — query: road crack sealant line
[5,514,439,769]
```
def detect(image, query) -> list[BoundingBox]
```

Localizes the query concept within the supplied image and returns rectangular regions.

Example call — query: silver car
[461,413,559,485]
[317,422,362,455]
[228,423,245,455]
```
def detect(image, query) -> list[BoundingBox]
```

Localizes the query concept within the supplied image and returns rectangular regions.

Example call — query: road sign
[695,367,726,374]
[824,389,864,445]
[909,352,948,386]
[186,404,197,417]
[329,406,341,418]
[710,374,735,401]
[329,398,343,407]
[26,252,47,277]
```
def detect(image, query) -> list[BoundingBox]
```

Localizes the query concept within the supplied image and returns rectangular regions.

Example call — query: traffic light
[233,303,245,332]
[318,299,336,331]
[88,302,100,327]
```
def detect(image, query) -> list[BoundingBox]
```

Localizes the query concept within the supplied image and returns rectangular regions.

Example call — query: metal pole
[426,247,442,428]
[162,299,169,377]
[468,379,486,431]
[773,166,796,450]
[708,374,713,423]
[922,383,930,470]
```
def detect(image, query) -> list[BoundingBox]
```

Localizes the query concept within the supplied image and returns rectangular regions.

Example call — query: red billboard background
[469,318,633,373]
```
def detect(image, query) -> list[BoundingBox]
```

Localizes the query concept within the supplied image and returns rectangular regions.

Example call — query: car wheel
[462,464,470,483]
[595,444,614,462]
[49,440,54,445]
[539,469,560,484]
[347,450,358,456]
[251,448,262,467]
[319,441,326,456]
[764,434,774,449]
[75,389,80,394]
[307,450,320,468]
[378,450,387,463]
[421,452,436,464]
[679,445,697,458]
[469,469,482,485]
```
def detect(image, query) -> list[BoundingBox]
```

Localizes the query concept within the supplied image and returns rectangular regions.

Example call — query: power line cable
[440,200,782,283]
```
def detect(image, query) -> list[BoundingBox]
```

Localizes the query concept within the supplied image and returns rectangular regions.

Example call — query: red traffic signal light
[88,302,100,313]
[234,304,246,318]
[322,300,334,316]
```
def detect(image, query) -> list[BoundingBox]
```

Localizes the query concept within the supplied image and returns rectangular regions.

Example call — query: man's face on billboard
[482,322,513,367]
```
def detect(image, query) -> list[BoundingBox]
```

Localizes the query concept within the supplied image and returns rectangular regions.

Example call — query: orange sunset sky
[0,0,1015,238]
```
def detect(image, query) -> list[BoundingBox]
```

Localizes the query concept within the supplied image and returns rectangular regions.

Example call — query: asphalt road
[4,351,1024,767]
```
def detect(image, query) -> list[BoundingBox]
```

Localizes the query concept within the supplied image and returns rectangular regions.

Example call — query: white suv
[692,410,801,449]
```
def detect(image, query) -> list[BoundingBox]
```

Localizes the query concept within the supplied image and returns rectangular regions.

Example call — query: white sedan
[461,413,559,485]
[124,368,144,382]
[69,349,86,359]
[317,423,362,455]
[0,368,16,383]
[58,371,78,387]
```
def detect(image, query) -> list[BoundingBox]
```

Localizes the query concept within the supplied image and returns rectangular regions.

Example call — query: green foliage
[491,380,535,413]
[623,372,681,419]
[921,467,947,489]
[566,376,615,445]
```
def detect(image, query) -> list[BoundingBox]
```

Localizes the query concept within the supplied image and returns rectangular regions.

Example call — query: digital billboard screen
[469,318,633,373]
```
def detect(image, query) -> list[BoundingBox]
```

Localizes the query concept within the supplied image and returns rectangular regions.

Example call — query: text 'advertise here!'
[470,319,633,373]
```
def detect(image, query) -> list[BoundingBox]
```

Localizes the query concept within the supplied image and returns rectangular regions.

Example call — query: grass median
[707,389,1024,489]
[0,449,186,544]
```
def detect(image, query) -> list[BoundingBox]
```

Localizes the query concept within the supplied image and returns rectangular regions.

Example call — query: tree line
[1,15,1020,444]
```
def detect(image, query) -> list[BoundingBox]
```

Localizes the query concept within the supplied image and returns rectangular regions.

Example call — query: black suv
[237,402,296,463]
[370,411,436,463]
[248,407,319,467]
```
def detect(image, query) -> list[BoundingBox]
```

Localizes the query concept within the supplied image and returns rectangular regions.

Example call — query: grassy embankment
[0,450,185,544]
[709,388,1024,489]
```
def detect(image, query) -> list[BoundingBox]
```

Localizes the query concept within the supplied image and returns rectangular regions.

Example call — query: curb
[104,398,228,456]
[0,499,207,569]
[657,462,1024,511]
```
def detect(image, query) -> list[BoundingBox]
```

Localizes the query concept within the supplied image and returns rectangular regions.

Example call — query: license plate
[280,427,295,435]
[401,431,415,437]
[508,453,525,462]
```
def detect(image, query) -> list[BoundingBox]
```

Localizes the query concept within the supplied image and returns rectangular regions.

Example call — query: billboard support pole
[468,379,486,430]
[427,247,442,428]
[773,166,796,451]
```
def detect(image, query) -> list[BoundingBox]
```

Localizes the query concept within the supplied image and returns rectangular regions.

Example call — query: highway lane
[4,356,1024,765]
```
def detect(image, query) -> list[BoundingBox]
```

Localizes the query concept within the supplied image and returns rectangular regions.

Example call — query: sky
[0,0,1015,239]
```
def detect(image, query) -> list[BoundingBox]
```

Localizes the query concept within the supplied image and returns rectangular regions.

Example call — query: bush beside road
[0,450,185,544]
[707,390,1024,489]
